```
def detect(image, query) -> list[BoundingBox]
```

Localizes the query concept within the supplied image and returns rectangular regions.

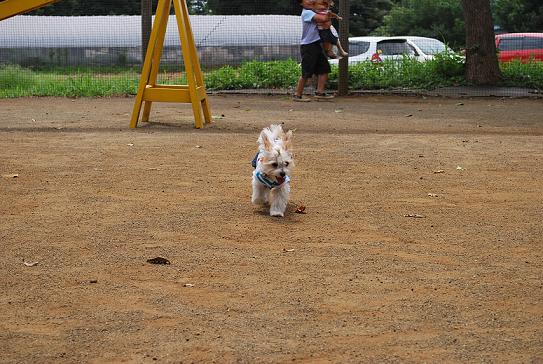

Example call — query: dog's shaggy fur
[251,124,294,217]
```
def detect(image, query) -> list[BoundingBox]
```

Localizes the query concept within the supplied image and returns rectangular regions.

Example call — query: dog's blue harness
[252,152,290,189]
[255,171,290,189]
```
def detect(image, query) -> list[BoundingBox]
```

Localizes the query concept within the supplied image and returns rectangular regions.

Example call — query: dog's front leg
[269,183,290,217]
[252,177,269,205]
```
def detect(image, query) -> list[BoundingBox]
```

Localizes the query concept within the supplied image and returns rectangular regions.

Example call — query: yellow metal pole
[0,0,59,21]
[173,0,203,128]
[141,0,172,123]
[178,0,212,125]
[129,0,170,128]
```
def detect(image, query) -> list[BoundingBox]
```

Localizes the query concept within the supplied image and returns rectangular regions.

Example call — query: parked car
[329,36,450,65]
[495,33,543,62]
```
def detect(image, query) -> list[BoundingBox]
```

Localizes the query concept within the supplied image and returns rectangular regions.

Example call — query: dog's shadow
[253,203,304,223]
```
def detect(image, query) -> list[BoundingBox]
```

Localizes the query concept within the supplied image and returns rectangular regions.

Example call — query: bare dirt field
[1,95,542,363]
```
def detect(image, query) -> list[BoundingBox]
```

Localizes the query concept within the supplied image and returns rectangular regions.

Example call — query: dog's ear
[283,130,293,151]
[261,131,273,152]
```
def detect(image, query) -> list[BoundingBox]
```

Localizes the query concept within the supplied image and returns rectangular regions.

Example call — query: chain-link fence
[0,14,301,68]
[0,0,541,97]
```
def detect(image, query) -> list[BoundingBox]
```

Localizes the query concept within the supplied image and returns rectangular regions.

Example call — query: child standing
[293,0,335,101]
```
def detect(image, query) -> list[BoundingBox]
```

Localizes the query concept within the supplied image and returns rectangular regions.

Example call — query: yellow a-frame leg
[130,0,212,129]
[0,0,59,21]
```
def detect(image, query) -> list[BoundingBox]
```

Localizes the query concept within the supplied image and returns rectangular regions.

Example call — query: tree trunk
[461,0,501,85]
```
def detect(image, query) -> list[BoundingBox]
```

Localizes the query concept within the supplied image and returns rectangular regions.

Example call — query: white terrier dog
[251,124,294,217]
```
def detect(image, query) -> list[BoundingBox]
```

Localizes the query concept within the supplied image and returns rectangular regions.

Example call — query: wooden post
[337,0,350,96]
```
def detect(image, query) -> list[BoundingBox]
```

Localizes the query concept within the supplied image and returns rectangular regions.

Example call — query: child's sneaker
[292,94,311,102]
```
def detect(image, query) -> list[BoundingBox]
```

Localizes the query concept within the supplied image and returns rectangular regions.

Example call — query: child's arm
[312,11,331,24]
[315,10,329,24]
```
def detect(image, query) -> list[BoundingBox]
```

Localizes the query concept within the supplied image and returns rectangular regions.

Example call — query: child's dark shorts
[300,40,331,79]
[319,29,338,45]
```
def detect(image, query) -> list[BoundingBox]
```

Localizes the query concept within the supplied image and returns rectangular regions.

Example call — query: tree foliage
[204,0,298,15]
[31,0,147,15]
[493,0,543,32]
[30,0,218,15]
[187,0,209,14]
[349,0,395,36]
[375,0,465,48]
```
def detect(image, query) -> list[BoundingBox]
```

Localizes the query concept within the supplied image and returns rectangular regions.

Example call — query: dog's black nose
[280,171,286,177]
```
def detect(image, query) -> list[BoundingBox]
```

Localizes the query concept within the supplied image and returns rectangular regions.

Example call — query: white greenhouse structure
[0,15,302,68]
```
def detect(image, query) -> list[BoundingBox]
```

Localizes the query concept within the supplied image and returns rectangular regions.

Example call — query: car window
[410,38,447,55]
[498,38,524,51]
[523,37,543,50]
[348,41,370,56]
[378,40,415,56]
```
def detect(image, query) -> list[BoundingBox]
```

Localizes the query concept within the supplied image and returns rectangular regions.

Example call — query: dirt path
[1,95,542,363]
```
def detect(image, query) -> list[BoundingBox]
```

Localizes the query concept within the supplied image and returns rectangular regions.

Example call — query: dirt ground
[1,94,542,363]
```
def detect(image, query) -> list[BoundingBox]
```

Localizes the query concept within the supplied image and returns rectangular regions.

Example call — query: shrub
[500,59,543,89]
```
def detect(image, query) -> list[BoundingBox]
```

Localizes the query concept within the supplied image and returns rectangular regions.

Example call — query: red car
[495,33,543,62]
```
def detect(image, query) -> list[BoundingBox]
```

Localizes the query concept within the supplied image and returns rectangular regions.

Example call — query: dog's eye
[271,162,278,168]
[285,162,289,167]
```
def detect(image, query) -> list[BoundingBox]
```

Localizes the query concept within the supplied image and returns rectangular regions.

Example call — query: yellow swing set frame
[130,0,212,129]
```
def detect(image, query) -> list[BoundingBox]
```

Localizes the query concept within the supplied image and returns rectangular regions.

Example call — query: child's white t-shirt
[300,9,320,45]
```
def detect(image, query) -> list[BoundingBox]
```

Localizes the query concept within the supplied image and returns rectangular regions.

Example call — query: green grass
[1,55,542,98]
[0,65,139,97]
